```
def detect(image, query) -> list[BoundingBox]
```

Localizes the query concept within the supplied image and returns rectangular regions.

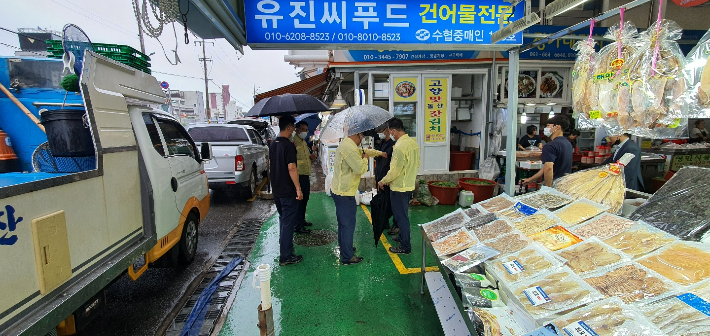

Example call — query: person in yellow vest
[331,131,385,265]
[294,121,317,233]
[378,118,420,254]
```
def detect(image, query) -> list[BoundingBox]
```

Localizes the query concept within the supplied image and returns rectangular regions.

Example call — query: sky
[0,0,302,110]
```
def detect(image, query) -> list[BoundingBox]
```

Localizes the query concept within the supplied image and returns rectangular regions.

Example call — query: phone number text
[264,32,401,42]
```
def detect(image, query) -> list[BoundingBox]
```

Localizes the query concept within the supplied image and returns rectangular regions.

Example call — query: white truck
[0,52,212,335]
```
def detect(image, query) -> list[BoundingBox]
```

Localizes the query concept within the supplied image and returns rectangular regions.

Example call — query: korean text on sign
[245,0,525,45]
[424,78,448,143]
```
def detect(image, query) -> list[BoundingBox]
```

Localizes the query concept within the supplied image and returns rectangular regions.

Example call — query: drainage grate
[163,220,265,336]
[294,229,337,247]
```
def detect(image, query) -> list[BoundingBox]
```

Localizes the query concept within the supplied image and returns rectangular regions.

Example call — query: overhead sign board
[245,0,525,49]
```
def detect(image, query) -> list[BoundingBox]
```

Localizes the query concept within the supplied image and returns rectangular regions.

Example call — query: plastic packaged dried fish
[463,212,497,231]
[431,228,478,256]
[463,205,483,218]
[551,297,665,336]
[486,244,563,284]
[512,210,561,235]
[603,223,676,259]
[454,272,493,288]
[463,287,505,308]
[421,208,469,241]
[474,219,515,242]
[554,199,609,226]
[583,262,678,305]
[630,166,710,241]
[518,187,573,210]
[511,267,604,319]
[637,242,710,286]
[639,294,710,335]
[572,213,637,240]
[498,202,538,221]
[557,237,629,275]
[479,194,516,213]
[682,28,710,118]
[484,232,532,254]
[529,226,583,251]
[441,244,500,273]
[571,39,597,120]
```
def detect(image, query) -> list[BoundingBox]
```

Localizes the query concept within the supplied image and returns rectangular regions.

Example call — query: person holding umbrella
[378,118,420,255]
[270,115,305,266]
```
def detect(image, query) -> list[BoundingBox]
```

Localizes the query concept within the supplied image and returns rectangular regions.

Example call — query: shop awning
[254,71,330,103]
[183,0,247,52]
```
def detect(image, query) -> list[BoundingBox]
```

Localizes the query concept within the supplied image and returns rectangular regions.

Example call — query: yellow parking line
[360,205,439,274]
[247,178,268,202]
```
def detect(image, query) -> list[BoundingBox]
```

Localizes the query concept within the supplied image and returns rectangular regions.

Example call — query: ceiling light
[330,88,346,109]
[491,12,541,44]
[521,112,528,124]
[525,102,537,106]
[545,0,590,18]
[546,101,557,106]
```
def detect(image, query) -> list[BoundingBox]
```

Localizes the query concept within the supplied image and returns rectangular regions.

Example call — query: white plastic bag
[478,157,500,181]
[324,173,333,196]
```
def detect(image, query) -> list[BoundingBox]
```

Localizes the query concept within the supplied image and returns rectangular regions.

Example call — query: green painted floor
[218,192,460,336]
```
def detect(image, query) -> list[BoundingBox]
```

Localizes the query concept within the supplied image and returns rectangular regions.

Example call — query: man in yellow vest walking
[378,118,420,254]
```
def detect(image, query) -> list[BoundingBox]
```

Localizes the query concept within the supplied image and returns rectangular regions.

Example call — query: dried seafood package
[553,199,609,226]
[619,19,688,138]
[468,307,526,336]
[484,232,533,254]
[592,22,640,133]
[518,187,573,210]
[639,293,710,335]
[463,205,483,218]
[554,154,634,214]
[550,297,665,336]
[421,208,469,241]
[571,39,597,120]
[603,223,676,259]
[529,226,583,251]
[463,287,505,308]
[479,194,516,213]
[683,28,710,117]
[431,228,478,257]
[441,244,501,273]
[473,219,515,242]
[463,212,497,231]
[637,242,710,286]
[511,268,603,319]
[583,262,678,305]
[454,272,493,288]
[557,237,630,275]
[486,244,564,284]
[572,213,637,240]
[630,166,710,241]
[511,210,561,236]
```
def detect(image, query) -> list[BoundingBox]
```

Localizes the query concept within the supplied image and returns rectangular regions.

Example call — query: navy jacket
[603,140,644,191]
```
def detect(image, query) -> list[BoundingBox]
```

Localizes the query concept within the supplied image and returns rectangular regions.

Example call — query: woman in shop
[567,129,580,152]
[690,120,709,143]
[517,125,543,150]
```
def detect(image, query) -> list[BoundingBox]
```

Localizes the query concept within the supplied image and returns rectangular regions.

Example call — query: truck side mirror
[200,142,213,161]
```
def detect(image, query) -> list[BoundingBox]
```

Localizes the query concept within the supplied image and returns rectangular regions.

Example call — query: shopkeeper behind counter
[522,116,573,187]
[517,125,543,150]
[603,132,644,191]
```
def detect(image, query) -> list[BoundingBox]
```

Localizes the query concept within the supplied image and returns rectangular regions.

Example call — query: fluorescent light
[546,101,557,106]
[491,12,541,44]
[525,102,537,106]
[521,112,528,124]
[545,0,590,18]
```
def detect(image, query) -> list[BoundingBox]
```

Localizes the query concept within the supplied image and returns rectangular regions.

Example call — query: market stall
[419,166,710,335]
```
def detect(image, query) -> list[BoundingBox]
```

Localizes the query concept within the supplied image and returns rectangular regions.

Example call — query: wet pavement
[76,189,275,336]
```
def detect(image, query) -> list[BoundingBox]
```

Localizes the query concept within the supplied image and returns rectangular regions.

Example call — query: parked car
[187,124,268,197]
[228,118,276,144]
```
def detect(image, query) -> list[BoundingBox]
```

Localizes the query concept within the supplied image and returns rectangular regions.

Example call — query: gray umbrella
[245,93,329,117]
[320,105,393,142]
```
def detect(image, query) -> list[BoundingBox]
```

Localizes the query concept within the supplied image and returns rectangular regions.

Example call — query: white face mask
[543,127,553,137]
[377,133,386,139]
[298,132,308,140]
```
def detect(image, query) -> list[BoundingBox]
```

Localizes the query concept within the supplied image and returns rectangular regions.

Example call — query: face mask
[613,139,621,146]
[543,127,553,137]
[377,133,386,139]
[298,132,308,140]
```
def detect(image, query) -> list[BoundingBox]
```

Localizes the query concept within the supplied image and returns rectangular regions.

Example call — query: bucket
[458,177,496,202]
[427,181,460,205]
[0,130,19,173]
[459,190,474,207]
[450,151,473,171]
[41,109,95,157]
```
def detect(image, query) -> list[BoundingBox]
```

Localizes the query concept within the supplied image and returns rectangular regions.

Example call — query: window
[142,114,165,156]
[187,126,249,143]
[156,119,197,159]
[247,129,264,145]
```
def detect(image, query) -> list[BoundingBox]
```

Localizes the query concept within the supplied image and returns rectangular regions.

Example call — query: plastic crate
[93,43,151,62]
[101,53,151,69]
[46,39,63,49]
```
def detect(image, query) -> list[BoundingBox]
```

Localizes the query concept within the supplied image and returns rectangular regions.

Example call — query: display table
[643,147,710,171]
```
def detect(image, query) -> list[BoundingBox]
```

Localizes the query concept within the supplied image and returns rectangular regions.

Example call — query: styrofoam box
[520,161,543,169]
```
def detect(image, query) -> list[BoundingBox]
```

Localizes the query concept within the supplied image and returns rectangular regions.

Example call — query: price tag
[563,321,599,336]
[514,202,538,216]
[502,260,525,275]
[588,111,602,119]
[523,286,551,306]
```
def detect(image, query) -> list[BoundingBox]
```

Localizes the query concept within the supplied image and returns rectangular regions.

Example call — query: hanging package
[682,28,710,118]
[571,39,597,124]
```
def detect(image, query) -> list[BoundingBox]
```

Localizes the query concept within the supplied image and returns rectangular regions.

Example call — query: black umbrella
[245,93,329,117]
[370,190,393,247]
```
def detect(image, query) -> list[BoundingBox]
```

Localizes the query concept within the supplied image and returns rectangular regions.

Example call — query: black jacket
[374,138,395,181]
[603,140,644,191]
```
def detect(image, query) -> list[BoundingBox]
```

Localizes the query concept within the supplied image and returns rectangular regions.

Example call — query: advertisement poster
[424,78,448,142]
[393,77,418,102]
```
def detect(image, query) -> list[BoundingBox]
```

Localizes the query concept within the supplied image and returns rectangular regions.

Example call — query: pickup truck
[187,124,268,198]
[228,118,276,145]
[0,52,211,335]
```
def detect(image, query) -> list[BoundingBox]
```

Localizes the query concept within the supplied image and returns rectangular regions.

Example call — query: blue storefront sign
[342,50,481,62]
[245,0,525,48]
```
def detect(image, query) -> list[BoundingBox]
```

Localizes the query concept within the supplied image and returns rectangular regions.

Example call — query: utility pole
[195,40,213,122]
[132,0,146,53]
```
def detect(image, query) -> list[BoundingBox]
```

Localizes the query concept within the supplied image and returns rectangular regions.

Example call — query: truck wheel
[178,213,199,264]
[241,167,257,199]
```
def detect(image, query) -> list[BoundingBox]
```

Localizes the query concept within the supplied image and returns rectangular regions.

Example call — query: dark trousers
[297,174,311,229]
[331,193,356,262]
[274,196,298,262]
[391,190,412,251]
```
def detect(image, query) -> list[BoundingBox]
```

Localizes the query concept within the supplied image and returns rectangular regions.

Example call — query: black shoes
[392,235,401,242]
[387,227,400,235]
[279,254,303,265]
[341,256,364,265]
[303,221,313,227]
[389,246,411,254]
[295,227,311,234]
